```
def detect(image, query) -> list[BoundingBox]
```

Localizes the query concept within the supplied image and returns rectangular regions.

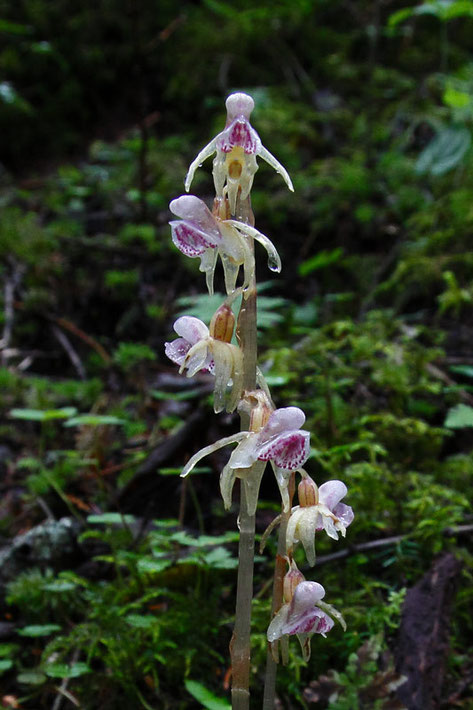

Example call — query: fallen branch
[314,524,473,567]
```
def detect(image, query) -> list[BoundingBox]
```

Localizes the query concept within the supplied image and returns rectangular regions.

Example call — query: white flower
[185,93,294,213]
[165,315,243,413]
[180,405,311,515]
[267,580,335,663]
[286,474,354,566]
[169,194,281,295]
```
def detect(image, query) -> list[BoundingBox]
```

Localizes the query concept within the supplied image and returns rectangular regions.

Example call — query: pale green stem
[230,195,257,710]
[263,475,295,708]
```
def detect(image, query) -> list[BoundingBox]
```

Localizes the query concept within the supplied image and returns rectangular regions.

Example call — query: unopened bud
[246,390,272,432]
[283,559,305,603]
[209,303,235,343]
[298,473,318,507]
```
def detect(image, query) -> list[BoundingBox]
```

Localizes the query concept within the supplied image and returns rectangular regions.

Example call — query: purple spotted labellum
[180,405,311,515]
[185,92,294,213]
[267,581,335,663]
[169,194,281,295]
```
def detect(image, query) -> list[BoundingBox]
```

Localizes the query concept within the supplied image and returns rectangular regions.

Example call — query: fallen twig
[51,324,86,379]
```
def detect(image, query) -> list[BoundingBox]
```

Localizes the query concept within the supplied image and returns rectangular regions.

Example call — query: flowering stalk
[230,195,257,710]
[166,92,353,708]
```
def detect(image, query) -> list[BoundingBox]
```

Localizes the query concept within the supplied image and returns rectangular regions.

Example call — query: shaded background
[1,1,473,708]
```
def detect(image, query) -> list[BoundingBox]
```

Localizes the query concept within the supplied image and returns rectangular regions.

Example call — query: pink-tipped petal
[169,195,221,241]
[225,93,255,120]
[173,316,209,344]
[284,608,334,637]
[164,338,190,366]
[257,430,310,470]
[260,407,306,441]
[170,220,220,257]
[318,480,348,511]
[217,119,261,154]
[267,582,334,643]
[333,502,354,528]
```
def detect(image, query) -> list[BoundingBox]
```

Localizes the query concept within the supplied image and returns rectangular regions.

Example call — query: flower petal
[260,407,306,440]
[284,608,333,637]
[258,143,294,192]
[164,337,191,366]
[318,480,348,511]
[228,433,259,469]
[286,506,320,566]
[216,119,261,154]
[169,195,221,241]
[333,502,354,529]
[267,603,290,642]
[170,221,218,257]
[180,432,248,478]
[211,340,235,413]
[185,138,218,192]
[291,581,326,612]
[220,461,237,511]
[225,93,255,121]
[199,247,218,296]
[271,463,293,512]
[257,430,310,470]
[227,220,282,274]
[184,343,212,378]
[239,459,267,516]
[173,316,209,344]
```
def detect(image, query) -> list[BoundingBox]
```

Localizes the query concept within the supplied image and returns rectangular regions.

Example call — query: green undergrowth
[2,0,473,707]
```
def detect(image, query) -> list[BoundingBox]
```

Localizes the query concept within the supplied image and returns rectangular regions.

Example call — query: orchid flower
[169,194,281,295]
[165,314,243,413]
[267,560,344,663]
[180,404,311,515]
[286,472,354,566]
[185,92,294,213]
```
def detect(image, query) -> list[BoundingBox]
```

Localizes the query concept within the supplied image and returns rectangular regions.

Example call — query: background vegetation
[1,0,473,707]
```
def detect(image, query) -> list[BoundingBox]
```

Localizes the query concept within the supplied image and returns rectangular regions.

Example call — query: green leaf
[444,404,473,428]
[18,624,61,637]
[184,679,231,710]
[125,614,157,629]
[45,662,90,678]
[10,407,77,422]
[170,531,238,547]
[87,512,136,525]
[443,86,471,109]
[449,365,473,379]
[137,558,172,574]
[0,18,34,34]
[17,670,46,684]
[388,7,416,27]
[151,388,203,401]
[299,247,344,276]
[0,659,13,674]
[416,126,471,176]
[64,414,125,427]
[42,580,77,592]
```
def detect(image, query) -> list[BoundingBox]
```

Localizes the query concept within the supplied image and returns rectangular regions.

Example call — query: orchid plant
[166,92,354,710]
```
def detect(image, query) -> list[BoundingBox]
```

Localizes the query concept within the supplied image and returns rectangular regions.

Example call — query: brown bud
[283,559,305,603]
[209,303,235,343]
[246,390,272,432]
[298,474,318,507]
